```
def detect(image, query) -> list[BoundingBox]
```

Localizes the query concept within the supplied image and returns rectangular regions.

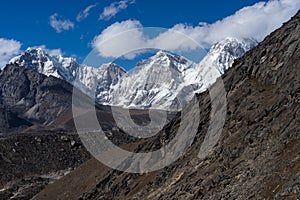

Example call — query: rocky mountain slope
[9,38,256,110]
[0,64,75,129]
[34,11,300,200]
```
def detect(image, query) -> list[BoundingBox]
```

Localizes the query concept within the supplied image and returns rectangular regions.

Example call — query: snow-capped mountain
[10,48,78,83]
[9,37,257,110]
[108,50,198,109]
[208,37,258,74]
[9,48,126,100]
[107,37,257,110]
[190,37,258,92]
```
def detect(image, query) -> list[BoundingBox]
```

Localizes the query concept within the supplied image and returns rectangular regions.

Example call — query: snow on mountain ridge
[108,50,199,109]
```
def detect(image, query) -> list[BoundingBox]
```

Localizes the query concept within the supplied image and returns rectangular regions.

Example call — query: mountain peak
[24,47,50,59]
[109,51,198,110]
[9,48,127,105]
[210,37,257,54]
[25,47,45,52]
[152,50,183,62]
[135,50,195,73]
[9,47,75,81]
[9,47,49,65]
[154,50,171,58]
[206,37,258,74]
[100,62,127,73]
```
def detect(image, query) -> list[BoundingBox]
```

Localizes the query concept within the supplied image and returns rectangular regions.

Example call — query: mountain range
[0,10,299,200]
[9,37,257,110]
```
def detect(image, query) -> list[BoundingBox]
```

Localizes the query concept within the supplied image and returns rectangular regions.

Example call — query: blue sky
[0,0,299,69]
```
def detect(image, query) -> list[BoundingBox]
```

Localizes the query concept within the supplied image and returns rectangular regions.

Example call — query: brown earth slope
[35,11,300,200]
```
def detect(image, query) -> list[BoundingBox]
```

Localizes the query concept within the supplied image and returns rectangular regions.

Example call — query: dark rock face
[0,65,94,199]
[0,106,32,130]
[0,64,73,129]
[34,11,300,200]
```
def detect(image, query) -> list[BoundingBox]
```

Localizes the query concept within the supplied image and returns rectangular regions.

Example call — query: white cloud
[30,45,63,57]
[93,20,146,58]
[48,48,63,57]
[175,0,300,47]
[92,20,199,59]
[0,38,22,68]
[77,4,97,22]
[99,0,135,20]
[92,0,300,58]
[49,13,74,33]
